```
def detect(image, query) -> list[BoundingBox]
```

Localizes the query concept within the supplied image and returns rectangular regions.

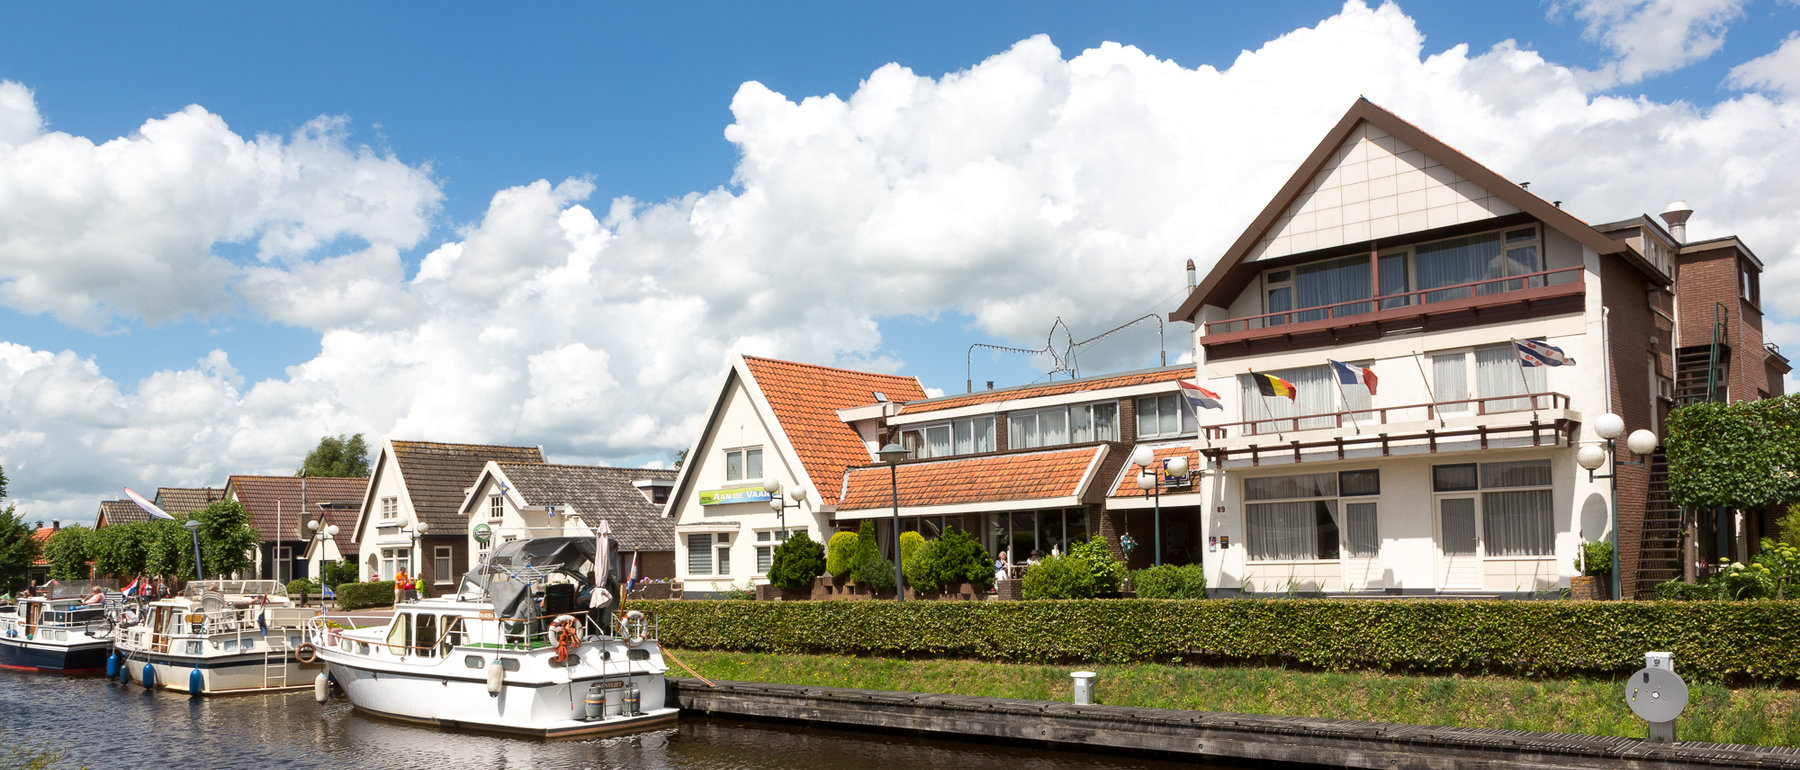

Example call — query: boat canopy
[180,579,288,599]
[460,536,621,623]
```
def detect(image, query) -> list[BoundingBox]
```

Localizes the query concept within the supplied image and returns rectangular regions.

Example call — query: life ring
[622,609,647,647]
[551,619,580,665]
[295,643,318,664]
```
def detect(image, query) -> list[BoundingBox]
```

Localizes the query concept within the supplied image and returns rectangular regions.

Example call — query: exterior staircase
[1672,344,1728,406]
[1633,452,1683,598]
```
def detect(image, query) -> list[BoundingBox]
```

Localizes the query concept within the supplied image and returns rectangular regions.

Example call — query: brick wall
[1602,255,1662,594]
[635,549,676,580]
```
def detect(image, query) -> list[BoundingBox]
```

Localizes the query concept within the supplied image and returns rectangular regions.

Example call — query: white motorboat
[111,579,317,694]
[307,535,677,739]
[0,582,112,673]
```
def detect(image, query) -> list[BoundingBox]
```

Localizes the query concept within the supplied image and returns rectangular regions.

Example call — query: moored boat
[0,582,113,673]
[307,535,677,738]
[111,579,316,694]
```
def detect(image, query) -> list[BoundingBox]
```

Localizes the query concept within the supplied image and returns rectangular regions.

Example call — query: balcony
[1198,392,1576,468]
[1202,266,1585,357]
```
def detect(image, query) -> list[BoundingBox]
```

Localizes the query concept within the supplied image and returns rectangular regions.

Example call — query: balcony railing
[1203,392,1570,439]
[1204,266,1585,339]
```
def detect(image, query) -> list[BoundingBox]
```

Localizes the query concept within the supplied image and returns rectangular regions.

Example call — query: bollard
[1071,671,1097,705]
[1626,651,1686,743]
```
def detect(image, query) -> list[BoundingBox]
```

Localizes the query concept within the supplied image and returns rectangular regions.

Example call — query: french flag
[1179,380,1223,411]
[121,577,141,597]
[1328,360,1378,395]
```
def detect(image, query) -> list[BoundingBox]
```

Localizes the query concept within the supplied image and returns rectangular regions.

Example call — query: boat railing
[307,608,657,657]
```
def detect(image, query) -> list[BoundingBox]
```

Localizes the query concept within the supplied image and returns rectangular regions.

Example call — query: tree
[1666,395,1800,510]
[43,525,93,581]
[300,433,371,478]
[186,500,260,579]
[672,449,688,470]
[89,523,151,579]
[0,462,8,500]
[0,505,38,591]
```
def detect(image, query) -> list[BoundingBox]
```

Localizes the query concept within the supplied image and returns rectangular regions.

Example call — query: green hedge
[625,598,1800,684]
[336,581,395,611]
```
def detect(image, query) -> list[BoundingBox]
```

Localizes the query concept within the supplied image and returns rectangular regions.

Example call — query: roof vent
[1660,201,1694,244]
[1185,259,1197,291]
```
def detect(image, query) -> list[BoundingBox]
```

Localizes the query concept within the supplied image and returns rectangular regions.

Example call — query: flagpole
[1249,369,1286,442]
[1327,360,1362,434]
[1508,338,1539,419]
[1412,351,1445,427]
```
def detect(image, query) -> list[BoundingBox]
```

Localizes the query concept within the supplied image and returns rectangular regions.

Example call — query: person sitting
[82,586,105,605]
[1027,550,1042,567]
[993,556,1007,584]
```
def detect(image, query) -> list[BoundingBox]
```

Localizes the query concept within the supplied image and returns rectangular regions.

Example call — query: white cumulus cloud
[1556,0,1750,87]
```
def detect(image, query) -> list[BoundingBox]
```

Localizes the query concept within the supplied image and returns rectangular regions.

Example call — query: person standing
[393,570,409,605]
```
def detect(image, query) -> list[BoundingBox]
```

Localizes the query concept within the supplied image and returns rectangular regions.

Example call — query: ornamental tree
[766,531,825,593]
[0,505,37,591]
[1665,395,1800,510]
[43,524,93,581]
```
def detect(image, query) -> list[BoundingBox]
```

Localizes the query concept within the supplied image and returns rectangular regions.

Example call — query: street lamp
[763,478,808,539]
[183,519,204,581]
[1576,412,1658,600]
[410,520,431,582]
[878,443,911,601]
[1131,446,1189,567]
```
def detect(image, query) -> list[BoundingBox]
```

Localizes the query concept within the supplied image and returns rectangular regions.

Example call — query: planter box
[935,582,983,601]
[1570,575,1610,601]
[755,584,810,602]
[994,580,1024,601]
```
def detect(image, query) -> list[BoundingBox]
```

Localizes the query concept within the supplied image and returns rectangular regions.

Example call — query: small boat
[0,582,113,673]
[111,579,316,694]
[307,535,677,739]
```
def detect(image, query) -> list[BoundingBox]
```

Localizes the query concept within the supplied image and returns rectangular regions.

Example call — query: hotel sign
[699,486,773,506]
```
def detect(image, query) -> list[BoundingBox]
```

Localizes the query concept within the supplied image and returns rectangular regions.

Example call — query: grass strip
[670,649,1800,748]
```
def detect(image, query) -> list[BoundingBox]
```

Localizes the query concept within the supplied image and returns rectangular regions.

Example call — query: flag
[121,577,142,597]
[626,552,640,593]
[1179,380,1223,412]
[1515,338,1575,367]
[1251,372,1297,400]
[1328,360,1379,395]
[122,487,175,520]
[258,610,267,636]
[321,583,336,599]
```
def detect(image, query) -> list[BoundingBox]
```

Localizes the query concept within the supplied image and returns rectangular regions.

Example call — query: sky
[2,1,1799,525]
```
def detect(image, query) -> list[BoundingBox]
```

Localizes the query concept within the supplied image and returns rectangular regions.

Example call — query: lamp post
[878,443,911,601]
[1575,412,1658,600]
[410,520,431,581]
[1131,447,1189,567]
[183,519,204,581]
[762,478,808,539]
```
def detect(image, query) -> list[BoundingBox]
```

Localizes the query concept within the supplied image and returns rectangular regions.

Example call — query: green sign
[699,485,773,506]
[473,522,492,545]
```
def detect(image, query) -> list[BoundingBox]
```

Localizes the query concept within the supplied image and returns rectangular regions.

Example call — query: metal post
[187,527,204,581]
[1608,438,1621,600]
[1152,480,1162,567]
[890,462,904,602]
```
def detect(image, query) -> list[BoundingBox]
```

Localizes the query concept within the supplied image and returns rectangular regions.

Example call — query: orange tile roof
[1108,445,1202,497]
[742,356,925,506]
[902,365,1193,415]
[836,447,1104,512]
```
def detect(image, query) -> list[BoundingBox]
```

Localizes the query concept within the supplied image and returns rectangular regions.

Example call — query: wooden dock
[668,678,1800,769]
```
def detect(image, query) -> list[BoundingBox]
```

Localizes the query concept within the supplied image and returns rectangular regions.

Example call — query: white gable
[1250,123,1521,261]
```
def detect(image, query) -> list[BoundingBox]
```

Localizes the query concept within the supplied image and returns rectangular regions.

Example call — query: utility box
[1645,652,1674,671]
[1071,671,1096,705]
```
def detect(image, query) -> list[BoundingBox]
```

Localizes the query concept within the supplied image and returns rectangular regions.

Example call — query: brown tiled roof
[496,462,677,552]
[836,446,1104,512]
[302,502,363,556]
[97,499,151,527]
[226,475,370,542]
[154,487,224,515]
[392,440,545,530]
[1108,445,1203,497]
[902,365,1193,415]
[742,356,925,506]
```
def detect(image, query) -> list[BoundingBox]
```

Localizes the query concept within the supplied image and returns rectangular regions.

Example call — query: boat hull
[115,646,314,694]
[0,635,109,673]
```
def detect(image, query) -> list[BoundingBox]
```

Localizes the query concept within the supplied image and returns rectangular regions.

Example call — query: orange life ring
[295,643,318,664]
[552,623,580,664]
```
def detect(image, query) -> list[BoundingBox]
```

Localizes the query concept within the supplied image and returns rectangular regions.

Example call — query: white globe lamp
[1626,429,1658,456]
[1575,444,1607,471]
[1594,413,1625,441]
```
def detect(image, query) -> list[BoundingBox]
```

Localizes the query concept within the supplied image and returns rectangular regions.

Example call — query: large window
[1244,470,1379,561]
[686,533,712,574]
[1137,394,1197,439]
[1259,226,1543,322]
[754,528,800,575]
[381,547,409,582]
[1239,365,1372,431]
[1416,229,1542,302]
[434,546,452,583]
[1431,344,1548,414]
[381,497,397,521]
[1433,459,1554,556]
[488,494,503,520]
[725,447,762,482]
[1009,402,1118,449]
[901,416,996,459]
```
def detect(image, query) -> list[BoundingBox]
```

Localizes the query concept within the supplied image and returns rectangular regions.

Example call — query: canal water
[0,672,1290,769]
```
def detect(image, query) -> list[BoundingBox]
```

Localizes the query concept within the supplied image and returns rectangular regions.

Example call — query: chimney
[1660,201,1694,244]
[51,520,59,531]
[986,381,994,391]
[35,521,43,530]
[1185,259,1197,291]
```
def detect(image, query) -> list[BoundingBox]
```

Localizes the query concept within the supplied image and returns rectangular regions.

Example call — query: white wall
[357,445,417,582]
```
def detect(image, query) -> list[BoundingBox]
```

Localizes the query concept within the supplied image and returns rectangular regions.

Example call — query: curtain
[926,425,952,458]
[1295,255,1372,322]
[1432,353,1469,414]
[954,420,974,455]
[1092,403,1117,441]
[1245,472,1338,500]
[1439,498,1478,554]
[1247,500,1338,560]
[1483,489,1554,556]
[1417,232,1502,303]
[1240,366,1368,432]
[1475,345,1546,413]
[1345,502,1379,557]
[1379,252,1409,309]
[1482,459,1552,488]
[1040,410,1069,445]
[1071,406,1092,442]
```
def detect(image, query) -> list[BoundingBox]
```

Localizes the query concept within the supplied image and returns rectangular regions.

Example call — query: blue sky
[2,1,1798,522]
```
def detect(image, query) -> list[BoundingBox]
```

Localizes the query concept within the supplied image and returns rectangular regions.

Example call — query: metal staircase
[1637,302,1729,597]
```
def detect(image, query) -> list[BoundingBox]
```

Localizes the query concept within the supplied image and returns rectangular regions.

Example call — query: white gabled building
[459,461,677,584]
[352,439,544,590]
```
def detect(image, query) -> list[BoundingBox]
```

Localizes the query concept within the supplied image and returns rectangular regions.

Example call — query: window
[1239,365,1371,432]
[434,547,452,583]
[1429,344,1546,415]
[1432,459,1555,557]
[1137,394,1197,439]
[725,448,763,482]
[717,533,732,575]
[755,529,800,575]
[1009,402,1117,450]
[1243,470,1381,561]
[902,416,997,459]
[1742,264,1758,305]
[1416,228,1541,302]
[686,533,712,574]
[381,547,409,581]
[1258,226,1544,322]
[381,497,397,521]
[414,613,437,658]
[1432,353,1469,414]
[488,494,503,520]
[386,612,411,658]
[273,545,292,584]
[1265,269,1293,326]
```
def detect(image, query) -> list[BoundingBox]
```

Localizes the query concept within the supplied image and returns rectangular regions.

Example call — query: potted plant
[1571,540,1613,600]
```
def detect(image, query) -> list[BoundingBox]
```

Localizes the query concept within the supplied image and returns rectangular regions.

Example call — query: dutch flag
[121,577,141,597]
[1515,338,1576,367]
[1179,380,1224,412]
[1328,360,1379,395]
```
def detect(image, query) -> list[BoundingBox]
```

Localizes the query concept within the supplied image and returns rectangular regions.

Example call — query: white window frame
[901,416,997,459]
[1431,459,1555,559]
[273,545,293,584]
[687,533,713,575]
[715,532,732,576]
[1242,469,1380,563]
[434,546,453,584]
[1428,343,1548,415]
[488,494,503,520]
[754,528,801,576]
[380,497,398,521]
[1009,402,1118,450]
[724,447,763,482]
[1136,393,1196,439]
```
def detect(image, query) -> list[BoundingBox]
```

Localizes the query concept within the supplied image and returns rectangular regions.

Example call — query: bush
[628,597,1800,684]
[899,531,925,569]
[1656,539,1800,600]
[914,528,991,593]
[1577,541,1613,577]
[286,578,320,598]
[826,531,859,578]
[767,532,825,593]
[853,555,897,594]
[320,559,359,591]
[1132,564,1207,598]
[851,520,881,573]
[335,581,395,610]
[1021,555,1096,599]
[903,538,936,592]
[1069,535,1125,593]
[1780,505,1800,548]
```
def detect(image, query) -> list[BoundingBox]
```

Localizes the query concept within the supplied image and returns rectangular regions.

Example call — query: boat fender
[314,672,331,703]
[295,642,318,664]
[188,668,202,696]
[141,663,156,690]
[106,652,120,679]
[485,661,504,696]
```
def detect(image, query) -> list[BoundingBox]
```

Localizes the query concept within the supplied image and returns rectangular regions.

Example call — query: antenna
[964,314,1168,392]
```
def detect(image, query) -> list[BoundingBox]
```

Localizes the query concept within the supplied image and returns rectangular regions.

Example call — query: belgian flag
[1252,372,1297,400]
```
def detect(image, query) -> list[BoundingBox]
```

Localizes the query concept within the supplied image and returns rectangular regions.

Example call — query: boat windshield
[181,579,288,599]
[35,580,109,600]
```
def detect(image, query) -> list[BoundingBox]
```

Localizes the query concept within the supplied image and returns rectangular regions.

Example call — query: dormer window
[1009,402,1117,450]
[900,416,996,459]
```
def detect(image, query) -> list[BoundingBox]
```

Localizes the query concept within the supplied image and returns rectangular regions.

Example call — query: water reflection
[0,672,1273,769]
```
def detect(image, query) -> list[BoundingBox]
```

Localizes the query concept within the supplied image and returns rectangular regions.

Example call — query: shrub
[767,531,825,593]
[286,578,320,598]
[918,528,992,591]
[851,520,881,573]
[826,531,859,578]
[320,559,359,591]
[853,555,897,594]
[1657,539,1800,601]
[1132,564,1207,598]
[903,538,936,592]
[335,581,395,610]
[1069,535,1125,593]
[899,531,925,569]
[1781,504,1800,548]
[1021,555,1096,599]
[1577,541,1613,577]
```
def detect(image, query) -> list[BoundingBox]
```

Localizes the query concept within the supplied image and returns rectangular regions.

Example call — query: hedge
[624,598,1800,684]
[336,581,396,610]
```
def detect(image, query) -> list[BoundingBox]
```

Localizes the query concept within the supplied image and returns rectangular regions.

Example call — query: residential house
[94,499,151,529]
[224,475,369,583]
[1167,97,1785,597]
[459,462,677,587]
[353,439,544,592]
[28,520,60,583]
[154,487,225,517]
